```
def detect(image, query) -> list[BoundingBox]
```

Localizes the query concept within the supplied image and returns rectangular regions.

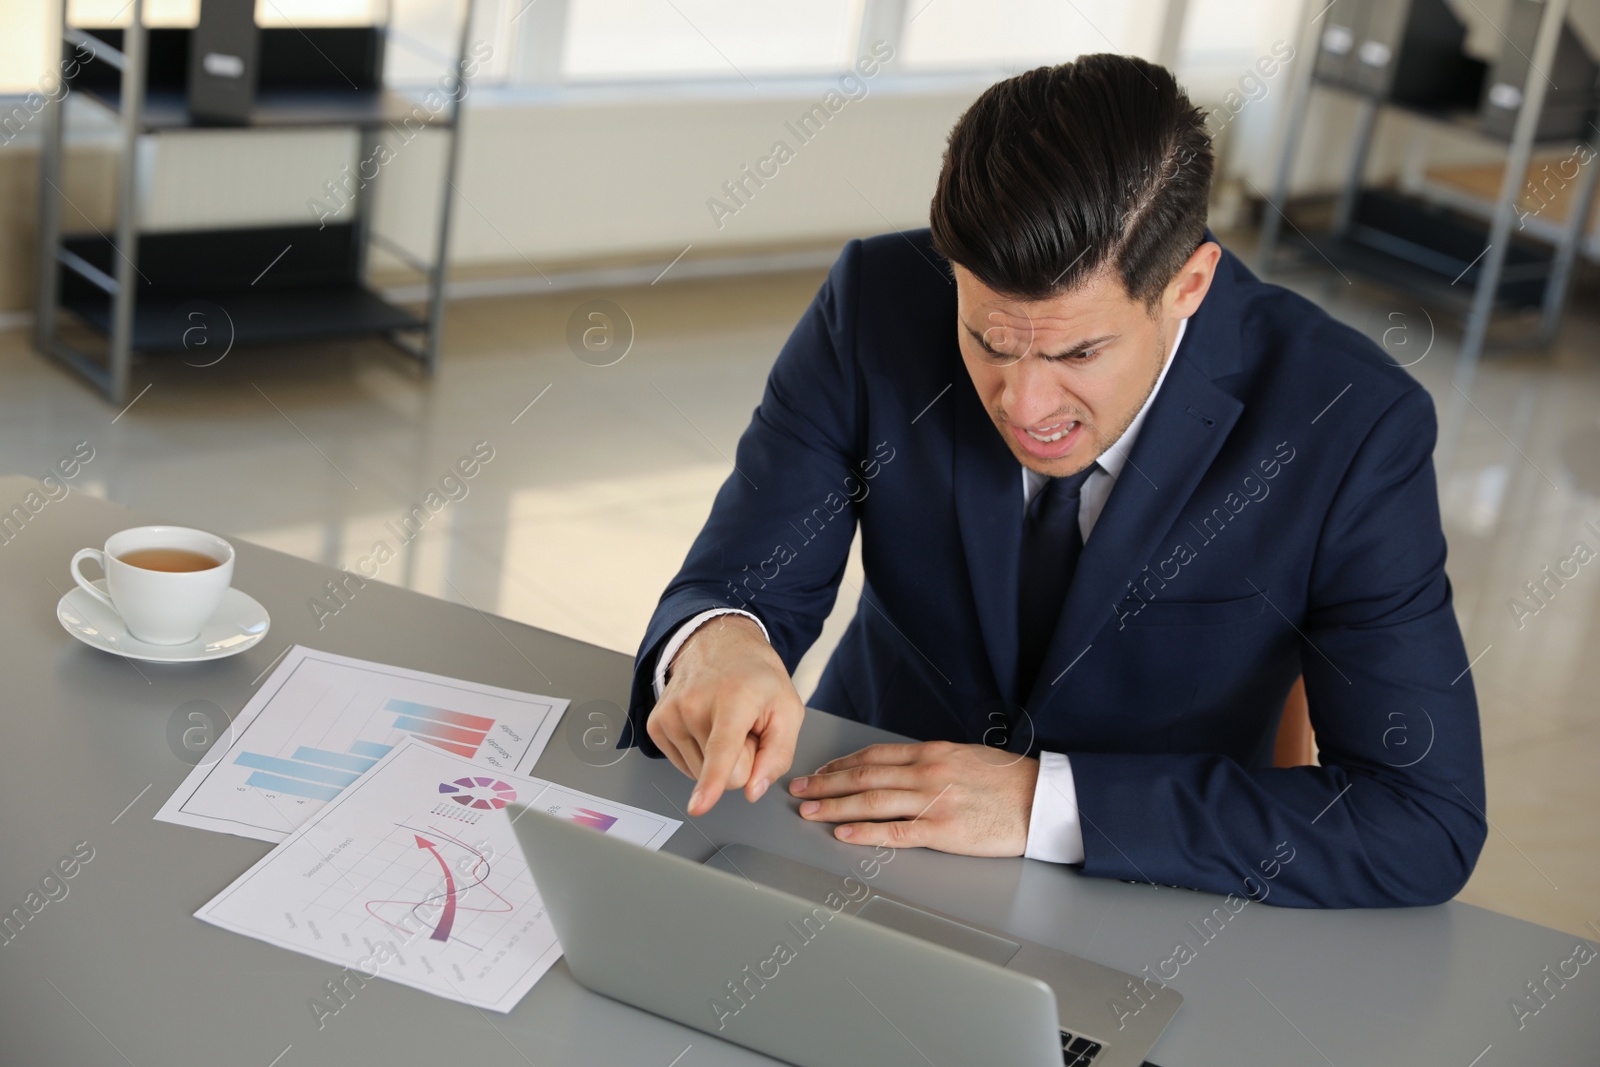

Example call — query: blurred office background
[1,1,1596,938]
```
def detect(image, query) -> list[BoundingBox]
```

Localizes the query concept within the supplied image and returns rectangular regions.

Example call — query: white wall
[133,77,993,272]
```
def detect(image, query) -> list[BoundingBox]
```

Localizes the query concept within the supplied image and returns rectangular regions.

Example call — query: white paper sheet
[194,740,679,1012]
[157,646,568,842]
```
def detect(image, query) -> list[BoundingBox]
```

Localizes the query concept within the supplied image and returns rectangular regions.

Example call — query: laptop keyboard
[1060,1030,1103,1065]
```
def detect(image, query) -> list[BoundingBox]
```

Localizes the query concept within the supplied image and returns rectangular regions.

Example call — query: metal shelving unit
[1259,0,1598,387]
[34,0,474,404]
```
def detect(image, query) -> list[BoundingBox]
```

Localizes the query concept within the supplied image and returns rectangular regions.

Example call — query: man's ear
[1165,241,1221,320]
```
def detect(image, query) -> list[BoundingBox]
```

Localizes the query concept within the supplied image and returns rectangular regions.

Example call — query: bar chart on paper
[234,701,507,802]
[156,646,568,842]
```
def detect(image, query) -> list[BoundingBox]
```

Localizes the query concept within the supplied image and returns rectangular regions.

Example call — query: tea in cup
[70,526,235,644]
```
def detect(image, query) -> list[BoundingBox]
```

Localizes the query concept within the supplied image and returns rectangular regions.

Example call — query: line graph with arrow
[364,823,513,943]
[413,835,457,941]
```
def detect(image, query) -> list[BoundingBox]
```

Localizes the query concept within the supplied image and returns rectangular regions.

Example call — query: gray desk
[1,474,1595,1067]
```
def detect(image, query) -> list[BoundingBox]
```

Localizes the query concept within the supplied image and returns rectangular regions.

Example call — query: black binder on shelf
[187,0,259,125]
[1313,0,1367,88]
[1480,0,1598,141]
[1349,0,1484,107]
[1314,0,1484,108]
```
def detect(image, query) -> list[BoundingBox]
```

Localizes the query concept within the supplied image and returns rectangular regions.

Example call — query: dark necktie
[1016,464,1098,703]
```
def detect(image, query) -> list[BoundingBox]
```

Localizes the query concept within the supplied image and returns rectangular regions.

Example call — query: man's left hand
[787,741,1039,856]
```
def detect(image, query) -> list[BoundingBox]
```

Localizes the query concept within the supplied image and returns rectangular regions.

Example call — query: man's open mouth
[1025,421,1078,443]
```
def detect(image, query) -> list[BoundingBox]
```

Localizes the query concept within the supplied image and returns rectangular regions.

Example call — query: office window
[384,0,517,84]
[65,0,195,24]
[1177,0,1299,80]
[1,5,49,95]
[900,0,1162,70]
[0,0,1274,98]
[64,1,378,26]
[0,2,499,94]
[2,2,195,95]
[3,3,202,95]
[562,0,863,80]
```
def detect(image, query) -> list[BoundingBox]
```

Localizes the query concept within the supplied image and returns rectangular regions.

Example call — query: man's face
[954,248,1215,478]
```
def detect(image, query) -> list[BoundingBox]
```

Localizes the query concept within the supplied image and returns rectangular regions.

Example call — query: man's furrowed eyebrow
[962,321,1002,353]
[960,319,1117,358]
[1040,333,1117,358]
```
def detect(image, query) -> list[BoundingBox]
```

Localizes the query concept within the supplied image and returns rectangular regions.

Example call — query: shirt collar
[1019,317,1188,500]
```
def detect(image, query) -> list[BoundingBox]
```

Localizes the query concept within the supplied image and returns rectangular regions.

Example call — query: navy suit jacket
[627,229,1487,908]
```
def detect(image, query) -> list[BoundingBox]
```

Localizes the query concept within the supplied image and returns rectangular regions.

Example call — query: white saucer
[57,581,271,663]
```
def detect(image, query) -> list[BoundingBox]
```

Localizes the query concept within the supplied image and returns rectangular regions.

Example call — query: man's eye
[1048,348,1101,364]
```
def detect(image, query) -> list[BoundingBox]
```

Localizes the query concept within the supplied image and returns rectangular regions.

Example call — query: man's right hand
[646,613,805,817]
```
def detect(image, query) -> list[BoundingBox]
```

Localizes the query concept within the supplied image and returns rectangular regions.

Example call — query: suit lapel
[952,377,1026,703]
[1023,351,1244,711]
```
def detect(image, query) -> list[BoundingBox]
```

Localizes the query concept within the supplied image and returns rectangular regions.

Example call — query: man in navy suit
[626,54,1486,907]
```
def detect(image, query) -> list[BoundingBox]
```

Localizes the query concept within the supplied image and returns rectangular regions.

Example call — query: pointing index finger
[689,715,748,816]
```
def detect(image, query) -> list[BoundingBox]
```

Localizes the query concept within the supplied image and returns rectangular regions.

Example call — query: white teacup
[70,526,235,645]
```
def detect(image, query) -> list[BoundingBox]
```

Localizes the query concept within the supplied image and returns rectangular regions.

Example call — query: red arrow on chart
[414,834,457,942]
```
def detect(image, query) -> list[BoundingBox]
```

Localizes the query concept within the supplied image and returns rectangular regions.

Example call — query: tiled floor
[2,228,1596,938]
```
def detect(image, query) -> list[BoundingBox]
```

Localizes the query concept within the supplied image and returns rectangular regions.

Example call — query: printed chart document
[157,646,568,842]
[196,740,680,1012]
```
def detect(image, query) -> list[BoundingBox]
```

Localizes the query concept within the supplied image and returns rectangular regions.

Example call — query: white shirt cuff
[1024,751,1085,864]
[652,609,770,700]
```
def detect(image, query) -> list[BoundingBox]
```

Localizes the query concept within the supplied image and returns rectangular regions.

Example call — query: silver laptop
[510,805,1180,1067]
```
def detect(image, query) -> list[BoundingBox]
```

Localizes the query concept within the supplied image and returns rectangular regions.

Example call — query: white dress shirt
[654,318,1189,865]
[1020,317,1185,862]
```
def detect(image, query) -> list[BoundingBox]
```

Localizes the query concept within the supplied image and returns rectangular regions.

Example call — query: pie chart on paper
[439,776,518,810]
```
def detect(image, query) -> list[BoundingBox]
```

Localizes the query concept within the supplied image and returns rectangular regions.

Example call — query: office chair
[1273,677,1318,767]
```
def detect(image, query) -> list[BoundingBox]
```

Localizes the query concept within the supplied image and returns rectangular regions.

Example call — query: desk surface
[1,475,1595,1067]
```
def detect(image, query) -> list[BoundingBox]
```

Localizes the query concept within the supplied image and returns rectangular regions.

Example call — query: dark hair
[929,54,1213,307]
